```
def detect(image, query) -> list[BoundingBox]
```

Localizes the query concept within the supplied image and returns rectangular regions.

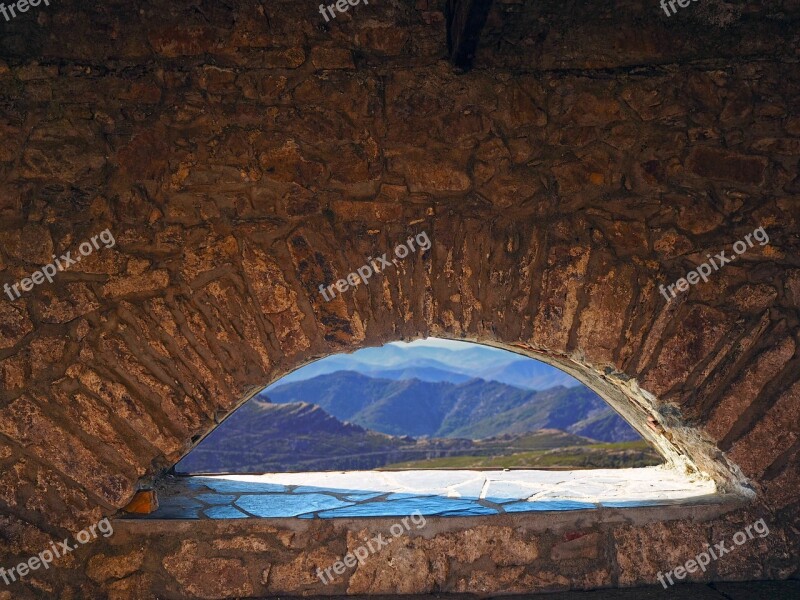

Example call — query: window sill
[127,465,734,520]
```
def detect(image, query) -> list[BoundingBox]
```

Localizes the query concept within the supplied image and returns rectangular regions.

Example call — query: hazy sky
[389,338,477,350]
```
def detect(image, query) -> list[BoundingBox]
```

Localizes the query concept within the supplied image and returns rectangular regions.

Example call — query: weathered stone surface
[705,336,796,441]
[0,302,33,350]
[686,147,767,185]
[0,353,26,391]
[0,0,797,597]
[564,92,622,127]
[728,379,800,476]
[0,396,135,507]
[751,138,800,154]
[100,270,170,299]
[0,224,54,264]
[576,260,636,364]
[71,366,183,457]
[106,573,155,600]
[0,457,103,532]
[163,541,254,599]
[0,514,53,557]
[388,151,471,193]
[614,521,711,586]
[730,283,778,313]
[551,532,601,560]
[785,268,800,307]
[452,566,542,593]
[19,120,106,180]
[642,305,730,396]
[310,46,355,70]
[87,549,146,583]
[532,236,591,353]
[761,456,800,510]
[266,546,339,592]
[621,84,688,122]
[710,517,791,581]
[424,526,540,567]
[211,535,272,552]
[347,544,436,594]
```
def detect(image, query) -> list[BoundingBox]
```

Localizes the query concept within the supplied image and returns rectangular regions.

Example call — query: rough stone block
[614,521,711,587]
[705,336,796,441]
[87,549,146,583]
[389,152,471,193]
[728,379,800,476]
[310,47,355,70]
[642,304,730,397]
[163,541,254,599]
[0,395,135,508]
[686,147,767,185]
[551,532,601,560]
[0,301,34,349]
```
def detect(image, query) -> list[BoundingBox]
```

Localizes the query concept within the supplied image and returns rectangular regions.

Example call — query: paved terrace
[136,466,720,519]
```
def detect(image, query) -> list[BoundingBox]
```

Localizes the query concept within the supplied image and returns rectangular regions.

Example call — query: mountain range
[260,371,640,442]
[266,342,579,391]
[175,398,659,474]
[175,340,655,473]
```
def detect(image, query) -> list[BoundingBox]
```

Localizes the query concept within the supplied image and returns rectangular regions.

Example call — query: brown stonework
[686,147,768,185]
[87,549,146,583]
[163,541,254,599]
[704,336,796,441]
[728,380,800,478]
[0,0,798,597]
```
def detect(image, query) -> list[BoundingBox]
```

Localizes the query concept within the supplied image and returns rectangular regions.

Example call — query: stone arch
[2,206,797,596]
[6,210,785,519]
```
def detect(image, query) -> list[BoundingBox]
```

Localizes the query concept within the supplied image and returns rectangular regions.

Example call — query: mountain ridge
[266,344,579,390]
[262,371,641,442]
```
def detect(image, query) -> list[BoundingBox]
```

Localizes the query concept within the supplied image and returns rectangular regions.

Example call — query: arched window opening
[177,338,662,474]
[140,339,729,519]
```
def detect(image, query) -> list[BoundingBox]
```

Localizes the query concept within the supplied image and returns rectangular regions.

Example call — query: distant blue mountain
[360,366,472,384]
[479,360,577,390]
[265,341,579,391]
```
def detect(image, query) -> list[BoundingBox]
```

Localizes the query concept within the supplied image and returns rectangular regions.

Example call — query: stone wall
[0,0,798,597]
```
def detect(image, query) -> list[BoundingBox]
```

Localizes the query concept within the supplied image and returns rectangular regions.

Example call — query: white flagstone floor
[137,466,721,519]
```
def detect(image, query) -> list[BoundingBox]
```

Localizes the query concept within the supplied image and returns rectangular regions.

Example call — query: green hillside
[175,402,662,474]
[383,439,660,470]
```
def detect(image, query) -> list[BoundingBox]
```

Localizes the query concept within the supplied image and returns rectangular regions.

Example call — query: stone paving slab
[140,465,720,519]
[236,493,355,518]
